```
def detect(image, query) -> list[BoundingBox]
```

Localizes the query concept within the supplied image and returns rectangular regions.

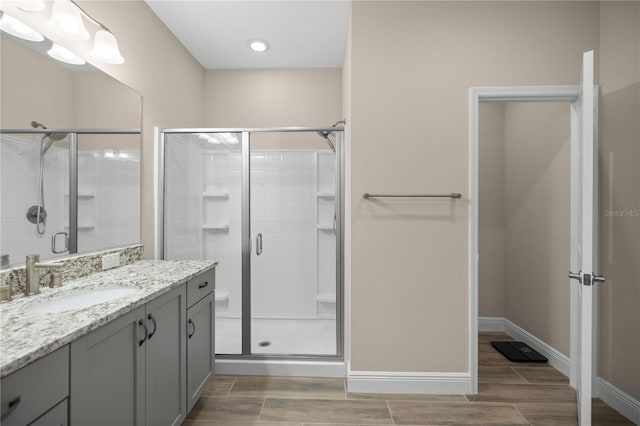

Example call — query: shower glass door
[249,131,337,356]
[162,128,342,359]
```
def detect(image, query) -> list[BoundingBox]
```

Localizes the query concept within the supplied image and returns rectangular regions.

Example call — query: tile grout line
[385,399,396,425]
[511,367,530,384]
[511,402,533,425]
[257,397,267,421]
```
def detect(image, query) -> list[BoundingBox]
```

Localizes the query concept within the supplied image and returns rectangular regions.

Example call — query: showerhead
[31,121,68,143]
[316,130,336,152]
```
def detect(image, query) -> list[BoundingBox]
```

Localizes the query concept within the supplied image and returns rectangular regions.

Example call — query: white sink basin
[27,287,139,313]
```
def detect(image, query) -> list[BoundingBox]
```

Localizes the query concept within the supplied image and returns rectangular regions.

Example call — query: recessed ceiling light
[248,39,270,53]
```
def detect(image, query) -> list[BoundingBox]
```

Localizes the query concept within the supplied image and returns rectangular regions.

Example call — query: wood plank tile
[479,366,528,384]
[202,375,237,396]
[260,398,392,424]
[467,383,575,404]
[478,332,514,344]
[183,422,300,426]
[347,392,466,402]
[593,399,635,425]
[230,376,346,399]
[515,402,578,425]
[187,396,265,422]
[512,367,569,384]
[388,400,529,425]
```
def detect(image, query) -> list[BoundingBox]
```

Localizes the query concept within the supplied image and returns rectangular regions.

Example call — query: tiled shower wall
[165,140,336,320]
[0,135,140,267]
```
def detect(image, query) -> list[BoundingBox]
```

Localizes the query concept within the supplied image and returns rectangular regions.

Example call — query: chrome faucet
[25,255,64,296]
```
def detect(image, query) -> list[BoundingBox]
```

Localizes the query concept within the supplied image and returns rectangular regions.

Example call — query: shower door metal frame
[157,127,345,362]
[1,128,141,258]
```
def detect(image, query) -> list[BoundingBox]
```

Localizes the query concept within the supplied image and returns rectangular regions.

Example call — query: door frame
[467,86,597,394]
[155,126,346,362]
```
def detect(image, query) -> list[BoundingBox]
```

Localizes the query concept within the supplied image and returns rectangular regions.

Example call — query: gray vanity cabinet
[70,306,146,426]
[70,285,187,426]
[186,291,215,412]
[145,285,187,426]
[0,346,69,426]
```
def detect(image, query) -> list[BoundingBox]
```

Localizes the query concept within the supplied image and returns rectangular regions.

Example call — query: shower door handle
[256,233,263,256]
[51,232,68,254]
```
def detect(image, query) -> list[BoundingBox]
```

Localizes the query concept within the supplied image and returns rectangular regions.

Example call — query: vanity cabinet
[0,346,69,426]
[70,285,186,426]
[186,280,215,412]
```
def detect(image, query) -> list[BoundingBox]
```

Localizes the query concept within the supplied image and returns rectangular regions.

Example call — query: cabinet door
[29,399,67,426]
[145,285,187,426]
[70,306,146,426]
[187,292,215,412]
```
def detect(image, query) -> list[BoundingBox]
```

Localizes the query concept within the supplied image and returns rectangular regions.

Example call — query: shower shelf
[64,225,95,230]
[316,225,333,230]
[316,293,336,303]
[202,192,229,198]
[202,224,230,231]
[64,193,95,198]
[215,291,229,302]
[316,192,335,198]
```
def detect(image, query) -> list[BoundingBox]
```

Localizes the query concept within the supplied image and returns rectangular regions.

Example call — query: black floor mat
[491,341,548,363]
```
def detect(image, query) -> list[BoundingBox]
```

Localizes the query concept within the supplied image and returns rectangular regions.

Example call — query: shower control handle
[256,233,263,256]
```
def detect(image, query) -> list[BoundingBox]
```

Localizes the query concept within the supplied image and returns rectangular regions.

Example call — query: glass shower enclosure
[159,128,343,360]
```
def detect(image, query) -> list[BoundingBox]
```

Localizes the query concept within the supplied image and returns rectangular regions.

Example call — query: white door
[570,50,603,426]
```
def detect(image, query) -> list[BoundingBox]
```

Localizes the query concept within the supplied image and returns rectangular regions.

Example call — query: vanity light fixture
[0,13,44,42]
[47,42,85,65]
[90,29,124,64]
[47,0,90,40]
[248,39,270,53]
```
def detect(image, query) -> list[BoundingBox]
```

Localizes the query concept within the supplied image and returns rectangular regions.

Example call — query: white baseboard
[479,317,570,377]
[503,319,571,377]
[215,359,347,378]
[597,377,640,424]
[347,370,471,394]
[478,317,506,332]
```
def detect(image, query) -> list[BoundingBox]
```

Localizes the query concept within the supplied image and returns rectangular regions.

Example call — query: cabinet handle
[198,281,208,289]
[1,396,21,419]
[147,313,157,339]
[188,319,196,339]
[138,319,148,346]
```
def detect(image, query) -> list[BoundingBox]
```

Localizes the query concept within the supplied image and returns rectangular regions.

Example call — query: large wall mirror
[0,30,142,269]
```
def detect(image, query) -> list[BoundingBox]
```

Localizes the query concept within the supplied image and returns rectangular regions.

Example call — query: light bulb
[47,43,85,65]
[248,39,269,53]
[47,0,90,41]
[0,14,44,42]
[90,29,124,64]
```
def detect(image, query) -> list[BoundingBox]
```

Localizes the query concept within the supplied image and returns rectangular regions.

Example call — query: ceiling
[144,1,350,70]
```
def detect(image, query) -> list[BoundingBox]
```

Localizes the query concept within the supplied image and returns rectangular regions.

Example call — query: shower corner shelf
[202,224,230,231]
[316,192,335,198]
[316,224,333,230]
[202,192,230,198]
[64,224,95,230]
[316,293,336,303]
[64,192,95,198]
[215,291,230,302]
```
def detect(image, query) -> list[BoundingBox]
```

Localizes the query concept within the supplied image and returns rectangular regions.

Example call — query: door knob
[568,271,583,283]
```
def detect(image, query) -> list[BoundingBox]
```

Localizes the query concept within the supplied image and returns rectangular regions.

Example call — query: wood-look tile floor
[184,332,633,425]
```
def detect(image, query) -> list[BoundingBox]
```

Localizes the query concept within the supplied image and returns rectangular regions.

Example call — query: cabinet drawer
[1,346,69,426]
[187,268,215,307]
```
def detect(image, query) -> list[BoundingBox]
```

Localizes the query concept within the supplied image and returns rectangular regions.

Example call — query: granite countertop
[0,260,217,379]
